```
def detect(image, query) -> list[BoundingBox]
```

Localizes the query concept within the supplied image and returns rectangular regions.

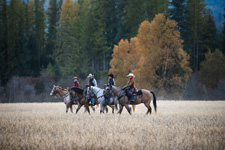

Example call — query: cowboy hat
[87,73,94,78]
[127,73,135,77]
[108,73,114,78]
[73,77,78,79]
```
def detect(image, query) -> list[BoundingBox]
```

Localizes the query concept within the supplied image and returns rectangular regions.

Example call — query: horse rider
[72,77,79,104]
[87,73,97,105]
[122,73,136,102]
[107,73,115,103]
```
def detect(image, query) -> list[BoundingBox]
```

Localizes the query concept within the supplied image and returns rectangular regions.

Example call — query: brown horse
[69,87,115,114]
[50,85,96,113]
[104,85,157,115]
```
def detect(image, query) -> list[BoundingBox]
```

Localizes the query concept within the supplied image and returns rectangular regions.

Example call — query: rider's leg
[74,96,78,103]
[91,97,94,105]
[107,95,112,103]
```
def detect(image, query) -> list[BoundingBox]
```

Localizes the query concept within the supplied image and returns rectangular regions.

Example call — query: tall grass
[0,101,224,149]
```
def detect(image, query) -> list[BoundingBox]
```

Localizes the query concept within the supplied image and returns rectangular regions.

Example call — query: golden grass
[0,101,225,150]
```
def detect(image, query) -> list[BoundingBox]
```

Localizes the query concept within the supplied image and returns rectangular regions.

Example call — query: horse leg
[144,103,152,115]
[76,103,83,114]
[85,105,90,115]
[91,105,95,112]
[108,105,114,114]
[70,105,73,113]
[105,106,108,113]
[100,102,104,114]
[124,104,131,115]
[66,104,69,113]
[118,104,123,114]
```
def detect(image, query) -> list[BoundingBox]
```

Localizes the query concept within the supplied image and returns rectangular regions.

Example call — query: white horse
[86,86,116,113]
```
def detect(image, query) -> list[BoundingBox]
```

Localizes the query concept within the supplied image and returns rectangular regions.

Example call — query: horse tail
[132,105,135,112]
[150,91,157,113]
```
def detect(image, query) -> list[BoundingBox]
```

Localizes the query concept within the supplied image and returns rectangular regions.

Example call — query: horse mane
[70,87,84,94]
[56,86,68,91]
[112,85,121,90]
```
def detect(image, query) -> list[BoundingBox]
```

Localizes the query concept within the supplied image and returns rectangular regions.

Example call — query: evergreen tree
[169,0,187,39]
[46,0,58,65]
[34,0,46,70]
[0,0,8,85]
[55,0,80,78]
[222,8,225,55]
[185,0,219,71]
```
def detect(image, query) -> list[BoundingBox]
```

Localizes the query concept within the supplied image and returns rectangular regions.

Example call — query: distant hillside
[206,0,225,32]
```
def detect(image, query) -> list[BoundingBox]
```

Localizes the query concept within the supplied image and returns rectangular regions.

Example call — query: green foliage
[0,0,8,85]
[184,0,219,71]
[200,49,225,88]
[169,0,187,39]
[55,0,80,78]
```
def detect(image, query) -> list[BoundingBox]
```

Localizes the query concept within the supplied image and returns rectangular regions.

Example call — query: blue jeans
[107,95,112,103]
[74,96,78,102]
[91,97,94,104]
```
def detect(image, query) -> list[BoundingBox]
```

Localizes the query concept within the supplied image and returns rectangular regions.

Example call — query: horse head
[103,85,111,97]
[86,86,94,99]
[50,85,58,96]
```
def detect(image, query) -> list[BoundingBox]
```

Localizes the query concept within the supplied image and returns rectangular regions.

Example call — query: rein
[63,92,70,99]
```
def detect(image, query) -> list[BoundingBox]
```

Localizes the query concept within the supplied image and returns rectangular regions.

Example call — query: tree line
[0,0,224,99]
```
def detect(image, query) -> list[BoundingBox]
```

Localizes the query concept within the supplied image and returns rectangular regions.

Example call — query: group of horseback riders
[72,72,136,105]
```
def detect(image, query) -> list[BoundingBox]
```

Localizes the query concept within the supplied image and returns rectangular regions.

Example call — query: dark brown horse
[104,85,157,115]
[69,87,115,114]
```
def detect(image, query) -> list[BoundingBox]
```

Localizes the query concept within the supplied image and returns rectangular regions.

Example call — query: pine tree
[26,0,40,76]
[55,0,80,78]
[0,0,8,85]
[184,0,218,71]
[46,0,60,66]
[222,8,225,55]
[123,0,146,39]
[169,0,187,39]
[34,0,46,70]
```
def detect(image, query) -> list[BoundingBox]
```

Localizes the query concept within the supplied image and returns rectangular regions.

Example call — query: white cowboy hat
[87,73,94,78]
[127,73,135,77]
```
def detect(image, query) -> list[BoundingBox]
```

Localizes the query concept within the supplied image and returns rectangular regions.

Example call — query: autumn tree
[200,49,225,88]
[109,37,140,87]
[134,14,192,98]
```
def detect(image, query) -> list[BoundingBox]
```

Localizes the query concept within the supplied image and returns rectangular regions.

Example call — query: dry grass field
[0,101,225,150]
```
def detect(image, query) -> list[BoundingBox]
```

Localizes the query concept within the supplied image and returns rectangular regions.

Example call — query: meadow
[0,101,224,150]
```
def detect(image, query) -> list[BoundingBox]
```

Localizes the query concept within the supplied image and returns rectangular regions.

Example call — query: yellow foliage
[109,38,140,87]
[60,0,79,26]
[110,13,192,98]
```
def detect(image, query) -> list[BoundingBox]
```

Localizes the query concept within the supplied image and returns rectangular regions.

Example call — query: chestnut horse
[104,85,157,115]
[50,85,95,113]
